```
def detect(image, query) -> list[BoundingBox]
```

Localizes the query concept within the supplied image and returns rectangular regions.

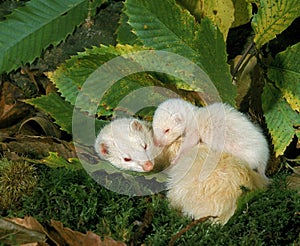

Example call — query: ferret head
[152,99,189,146]
[94,118,156,172]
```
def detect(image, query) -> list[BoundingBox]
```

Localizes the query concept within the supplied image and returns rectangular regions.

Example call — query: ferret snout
[142,161,154,172]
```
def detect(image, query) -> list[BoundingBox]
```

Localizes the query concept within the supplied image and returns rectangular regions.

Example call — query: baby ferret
[94,117,268,224]
[152,98,269,179]
[166,143,268,224]
[94,118,157,172]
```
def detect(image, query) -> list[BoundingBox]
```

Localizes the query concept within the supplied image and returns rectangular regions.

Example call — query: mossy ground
[0,1,299,245]
[2,164,299,245]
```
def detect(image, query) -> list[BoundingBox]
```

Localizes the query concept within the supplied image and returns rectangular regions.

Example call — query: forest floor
[0,1,299,245]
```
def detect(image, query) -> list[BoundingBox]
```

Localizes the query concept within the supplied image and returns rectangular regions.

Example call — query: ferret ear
[171,112,183,124]
[130,119,143,132]
[98,142,110,157]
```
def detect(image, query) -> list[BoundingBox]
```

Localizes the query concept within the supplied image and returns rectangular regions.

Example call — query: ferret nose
[142,161,154,172]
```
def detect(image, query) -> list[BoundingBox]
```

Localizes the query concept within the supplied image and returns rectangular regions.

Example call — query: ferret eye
[124,157,132,162]
[164,129,170,134]
[143,143,148,150]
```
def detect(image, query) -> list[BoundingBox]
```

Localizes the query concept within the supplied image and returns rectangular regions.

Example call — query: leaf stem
[232,41,255,80]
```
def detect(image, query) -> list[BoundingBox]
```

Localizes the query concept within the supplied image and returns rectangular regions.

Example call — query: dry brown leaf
[0,135,76,159]
[5,216,56,245]
[231,54,258,109]
[18,115,61,138]
[0,217,47,245]
[7,216,45,233]
[1,217,127,246]
[287,167,300,192]
[102,236,127,246]
[0,81,32,128]
[50,220,126,246]
[50,220,101,246]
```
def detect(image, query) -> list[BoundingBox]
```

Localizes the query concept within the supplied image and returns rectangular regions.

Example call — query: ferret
[166,143,268,224]
[152,98,269,179]
[94,118,158,172]
[95,118,268,224]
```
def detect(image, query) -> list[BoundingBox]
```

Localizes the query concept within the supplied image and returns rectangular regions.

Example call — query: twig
[20,66,39,92]
[168,216,214,246]
[284,157,300,163]
[231,41,255,80]
[131,197,154,245]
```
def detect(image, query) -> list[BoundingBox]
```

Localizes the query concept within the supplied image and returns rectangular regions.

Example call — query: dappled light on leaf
[267,42,300,112]
[262,82,300,156]
[124,0,235,105]
[252,0,300,49]
[177,0,235,39]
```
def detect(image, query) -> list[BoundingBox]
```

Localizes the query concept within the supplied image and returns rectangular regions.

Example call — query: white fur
[152,98,269,179]
[166,143,268,224]
[95,117,268,224]
[94,118,157,172]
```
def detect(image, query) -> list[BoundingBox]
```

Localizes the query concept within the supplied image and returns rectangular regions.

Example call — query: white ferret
[94,117,268,224]
[166,144,268,224]
[94,118,157,172]
[152,98,269,179]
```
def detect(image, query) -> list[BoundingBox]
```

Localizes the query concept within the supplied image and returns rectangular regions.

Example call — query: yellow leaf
[252,0,300,49]
[267,43,300,113]
[262,82,300,157]
[231,0,253,27]
[177,0,235,39]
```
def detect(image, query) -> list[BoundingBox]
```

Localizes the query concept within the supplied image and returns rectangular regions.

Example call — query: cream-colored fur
[152,98,270,180]
[95,118,268,224]
[166,143,268,224]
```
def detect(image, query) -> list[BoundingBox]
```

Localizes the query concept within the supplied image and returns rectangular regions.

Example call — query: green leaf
[252,0,300,49]
[48,45,119,107]
[117,3,140,45]
[125,0,201,61]
[88,0,107,17]
[0,0,107,74]
[194,18,235,105]
[177,0,235,39]
[97,72,166,117]
[41,152,83,171]
[48,46,116,105]
[25,93,107,136]
[176,0,202,20]
[267,42,300,112]
[83,157,167,183]
[262,82,300,157]
[231,0,253,28]
[83,159,168,196]
[124,0,236,105]
[25,93,74,134]
[49,44,154,116]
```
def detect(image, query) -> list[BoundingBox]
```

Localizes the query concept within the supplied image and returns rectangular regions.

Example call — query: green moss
[6,167,300,245]
[222,174,300,245]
